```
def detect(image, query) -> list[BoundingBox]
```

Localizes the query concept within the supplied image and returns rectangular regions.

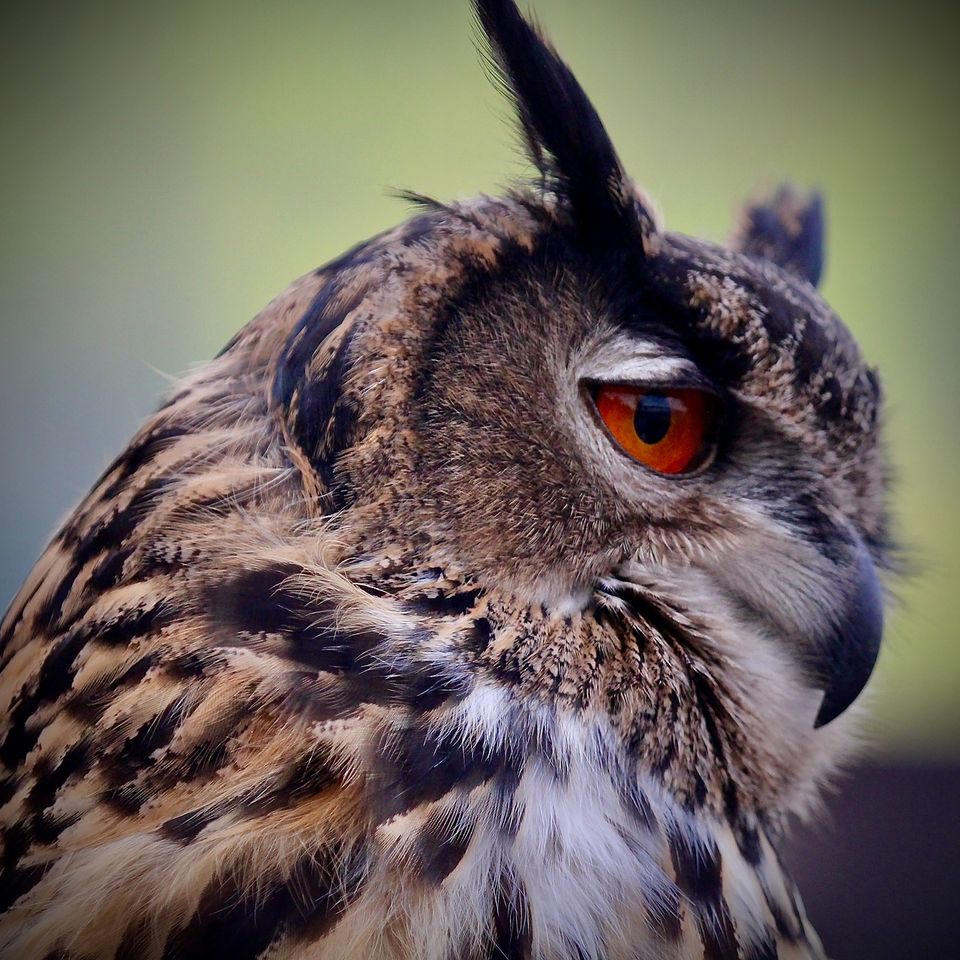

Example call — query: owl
[0,1,888,958]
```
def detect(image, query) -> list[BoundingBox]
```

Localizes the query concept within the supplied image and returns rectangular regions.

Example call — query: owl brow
[579,330,715,390]
[587,367,716,394]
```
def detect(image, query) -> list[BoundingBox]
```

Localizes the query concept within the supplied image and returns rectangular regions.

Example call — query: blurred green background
[1,0,957,760]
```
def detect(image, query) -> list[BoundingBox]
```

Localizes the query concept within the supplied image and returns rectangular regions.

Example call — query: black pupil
[633,392,673,444]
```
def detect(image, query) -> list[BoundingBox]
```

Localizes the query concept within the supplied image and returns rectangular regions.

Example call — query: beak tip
[811,540,884,729]
[813,689,849,729]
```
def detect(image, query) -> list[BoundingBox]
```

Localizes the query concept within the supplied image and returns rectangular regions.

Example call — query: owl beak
[812,538,884,728]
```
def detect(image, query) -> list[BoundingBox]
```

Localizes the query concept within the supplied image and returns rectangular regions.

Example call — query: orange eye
[592,384,719,476]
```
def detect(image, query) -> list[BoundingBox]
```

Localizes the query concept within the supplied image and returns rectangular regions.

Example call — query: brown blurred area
[787,762,960,959]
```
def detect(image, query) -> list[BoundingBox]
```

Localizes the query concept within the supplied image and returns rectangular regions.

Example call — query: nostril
[812,538,884,728]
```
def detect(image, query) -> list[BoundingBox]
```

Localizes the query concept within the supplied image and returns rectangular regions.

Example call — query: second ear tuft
[731,184,825,287]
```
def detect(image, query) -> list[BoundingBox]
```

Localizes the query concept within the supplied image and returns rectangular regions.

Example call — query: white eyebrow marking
[574,332,702,385]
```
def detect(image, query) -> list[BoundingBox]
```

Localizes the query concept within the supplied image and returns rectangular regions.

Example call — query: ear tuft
[473,0,657,253]
[731,184,825,287]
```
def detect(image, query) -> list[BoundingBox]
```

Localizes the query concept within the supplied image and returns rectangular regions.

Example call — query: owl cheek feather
[810,536,884,728]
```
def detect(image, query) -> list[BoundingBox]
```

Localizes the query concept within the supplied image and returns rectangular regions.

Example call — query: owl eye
[591,384,720,476]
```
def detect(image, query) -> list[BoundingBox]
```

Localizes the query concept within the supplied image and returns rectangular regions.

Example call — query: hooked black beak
[812,538,884,728]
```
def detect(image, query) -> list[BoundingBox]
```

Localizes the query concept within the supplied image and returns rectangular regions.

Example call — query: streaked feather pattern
[0,2,890,958]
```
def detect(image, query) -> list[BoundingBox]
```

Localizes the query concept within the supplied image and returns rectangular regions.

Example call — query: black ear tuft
[473,0,656,251]
[731,184,825,287]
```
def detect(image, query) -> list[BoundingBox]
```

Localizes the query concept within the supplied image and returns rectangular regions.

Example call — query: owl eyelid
[578,372,720,395]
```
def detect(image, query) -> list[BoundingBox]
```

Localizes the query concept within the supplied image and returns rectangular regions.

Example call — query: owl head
[260,0,889,813]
